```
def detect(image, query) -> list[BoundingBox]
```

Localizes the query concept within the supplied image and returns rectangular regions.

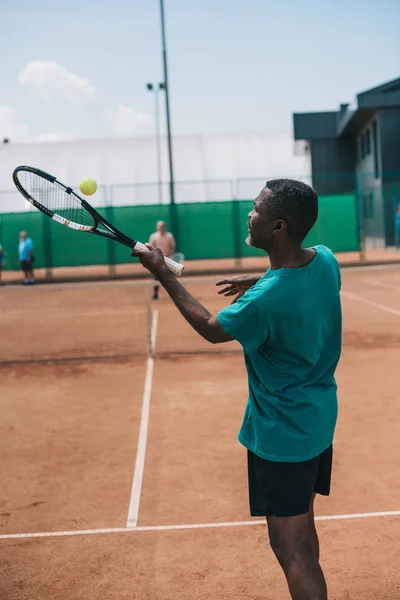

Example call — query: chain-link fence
[0,174,399,276]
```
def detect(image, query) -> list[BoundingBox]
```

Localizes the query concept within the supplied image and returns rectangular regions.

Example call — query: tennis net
[0,277,245,363]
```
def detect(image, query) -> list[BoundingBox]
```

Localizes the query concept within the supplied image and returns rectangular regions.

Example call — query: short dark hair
[264,179,318,242]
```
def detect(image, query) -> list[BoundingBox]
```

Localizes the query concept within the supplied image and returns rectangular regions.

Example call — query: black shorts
[247,445,333,518]
[20,260,33,272]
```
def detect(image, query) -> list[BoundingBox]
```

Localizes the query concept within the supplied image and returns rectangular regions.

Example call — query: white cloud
[15,61,154,140]
[18,61,98,105]
[0,105,75,144]
[105,104,154,136]
[36,129,76,142]
[0,105,30,142]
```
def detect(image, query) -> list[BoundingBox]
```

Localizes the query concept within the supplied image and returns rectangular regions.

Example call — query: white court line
[1,511,399,540]
[363,278,400,293]
[126,309,158,527]
[151,308,159,350]
[342,263,400,273]
[342,291,400,317]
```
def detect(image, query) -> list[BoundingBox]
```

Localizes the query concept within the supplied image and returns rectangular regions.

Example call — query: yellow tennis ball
[79,178,98,196]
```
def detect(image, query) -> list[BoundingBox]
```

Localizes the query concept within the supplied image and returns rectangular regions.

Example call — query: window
[360,133,366,160]
[372,121,379,177]
[365,128,371,155]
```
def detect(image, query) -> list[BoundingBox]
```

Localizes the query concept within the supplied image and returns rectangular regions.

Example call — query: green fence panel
[48,209,109,267]
[237,195,359,256]
[304,194,358,252]
[0,194,359,270]
[176,202,235,260]
[111,204,171,264]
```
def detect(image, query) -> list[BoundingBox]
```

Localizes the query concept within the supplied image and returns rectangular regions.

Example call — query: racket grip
[134,242,185,276]
[164,255,185,276]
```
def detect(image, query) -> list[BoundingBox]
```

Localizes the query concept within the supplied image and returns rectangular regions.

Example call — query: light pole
[146,82,164,204]
[159,0,178,244]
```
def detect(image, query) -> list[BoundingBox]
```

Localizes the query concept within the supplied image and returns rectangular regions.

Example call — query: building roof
[293,76,400,141]
[339,77,400,137]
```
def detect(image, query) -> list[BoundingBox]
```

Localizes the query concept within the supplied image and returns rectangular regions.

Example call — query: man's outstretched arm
[132,246,232,344]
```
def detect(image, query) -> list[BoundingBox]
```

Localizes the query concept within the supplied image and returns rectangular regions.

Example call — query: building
[293,77,400,247]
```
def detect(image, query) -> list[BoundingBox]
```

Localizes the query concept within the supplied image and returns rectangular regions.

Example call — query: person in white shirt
[149,221,176,300]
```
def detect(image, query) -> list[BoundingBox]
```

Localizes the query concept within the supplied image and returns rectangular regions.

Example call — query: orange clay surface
[1,265,400,599]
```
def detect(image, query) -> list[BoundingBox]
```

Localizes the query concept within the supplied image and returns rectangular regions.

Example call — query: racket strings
[19,171,95,228]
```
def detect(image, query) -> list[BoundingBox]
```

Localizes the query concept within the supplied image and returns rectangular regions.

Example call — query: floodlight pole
[146,82,164,204]
[159,0,178,245]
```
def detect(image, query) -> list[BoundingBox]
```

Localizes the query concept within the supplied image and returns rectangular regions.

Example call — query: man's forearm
[157,267,220,342]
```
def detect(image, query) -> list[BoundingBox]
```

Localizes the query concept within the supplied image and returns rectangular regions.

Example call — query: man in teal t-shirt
[217,244,341,464]
[132,179,342,600]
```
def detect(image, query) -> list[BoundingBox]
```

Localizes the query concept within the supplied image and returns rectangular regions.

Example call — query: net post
[42,211,53,280]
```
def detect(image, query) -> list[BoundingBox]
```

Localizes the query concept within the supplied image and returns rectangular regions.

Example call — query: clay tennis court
[2,249,400,285]
[1,265,400,599]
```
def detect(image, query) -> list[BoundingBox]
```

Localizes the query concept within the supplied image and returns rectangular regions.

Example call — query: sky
[0,0,399,143]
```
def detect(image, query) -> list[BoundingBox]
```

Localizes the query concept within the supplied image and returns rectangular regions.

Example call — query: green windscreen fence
[176,202,236,259]
[0,194,358,270]
[306,193,358,251]
[111,205,171,265]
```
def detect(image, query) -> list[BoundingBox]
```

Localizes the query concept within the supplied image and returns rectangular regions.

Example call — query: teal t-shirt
[217,245,342,463]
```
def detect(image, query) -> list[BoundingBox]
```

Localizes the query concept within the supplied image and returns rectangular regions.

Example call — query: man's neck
[268,246,316,270]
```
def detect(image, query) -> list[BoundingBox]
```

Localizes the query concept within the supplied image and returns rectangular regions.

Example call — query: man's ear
[273,219,287,233]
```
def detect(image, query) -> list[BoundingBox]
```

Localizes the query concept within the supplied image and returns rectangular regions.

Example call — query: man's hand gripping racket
[131,243,170,275]
[12,166,184,277]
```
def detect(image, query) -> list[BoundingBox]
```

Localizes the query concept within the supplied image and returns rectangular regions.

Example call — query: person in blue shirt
[18,231,35,285]
[132,179,341,600]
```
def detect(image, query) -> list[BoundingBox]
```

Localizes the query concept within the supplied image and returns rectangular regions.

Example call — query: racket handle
[134,242,185,276]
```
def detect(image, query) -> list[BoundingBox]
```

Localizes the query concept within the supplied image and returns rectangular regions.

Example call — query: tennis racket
[12,166,184,276]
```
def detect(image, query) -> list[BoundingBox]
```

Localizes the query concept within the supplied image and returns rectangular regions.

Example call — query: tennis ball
[79,178,98,196]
